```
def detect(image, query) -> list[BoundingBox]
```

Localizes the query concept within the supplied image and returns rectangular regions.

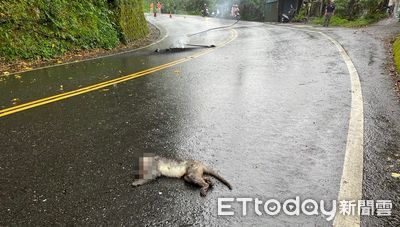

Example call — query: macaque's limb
[203,176,214,187]
[131,179,153,187]
[183,175,191,183]
[184,174,210,197]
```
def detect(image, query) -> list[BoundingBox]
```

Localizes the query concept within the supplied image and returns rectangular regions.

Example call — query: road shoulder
[325,20,400,226]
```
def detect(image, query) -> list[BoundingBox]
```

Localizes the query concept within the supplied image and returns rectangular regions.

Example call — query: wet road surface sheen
[0,15,386,226]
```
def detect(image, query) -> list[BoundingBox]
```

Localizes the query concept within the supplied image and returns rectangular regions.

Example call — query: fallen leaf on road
[391,172,400,178]
[11,98,20,105]
[14,74,21,79]
[59,85,64,90]
[174,70,180,75]
[101,88,109,92]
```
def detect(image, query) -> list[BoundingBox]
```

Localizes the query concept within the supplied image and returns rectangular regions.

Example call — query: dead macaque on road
[132,154,232,196]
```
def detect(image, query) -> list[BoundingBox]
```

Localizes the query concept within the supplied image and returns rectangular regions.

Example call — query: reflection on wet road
[0,28,237,118]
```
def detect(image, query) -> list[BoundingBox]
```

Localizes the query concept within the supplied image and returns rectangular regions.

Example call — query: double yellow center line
[0,29,237,118]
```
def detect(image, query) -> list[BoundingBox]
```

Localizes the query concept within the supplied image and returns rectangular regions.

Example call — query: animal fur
[132,154,232,196]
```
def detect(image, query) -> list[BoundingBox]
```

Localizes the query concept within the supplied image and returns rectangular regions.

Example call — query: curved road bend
[0,14,399,226]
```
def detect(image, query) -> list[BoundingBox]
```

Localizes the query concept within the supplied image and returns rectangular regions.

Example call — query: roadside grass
[312,13,387,27]
[394,35,400,73]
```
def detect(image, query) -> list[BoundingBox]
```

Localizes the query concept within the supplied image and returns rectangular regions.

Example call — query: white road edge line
[321,31,364,227]
[274,25,364,226]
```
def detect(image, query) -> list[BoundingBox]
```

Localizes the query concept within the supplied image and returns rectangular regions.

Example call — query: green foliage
[0,0,148,61]
[293,5,308,22]
[239,0,264,21]
[360,0,387,15]
[312,12,386,27]
[320,0,387,19]
[143,0,210,14]
[143,0,264,21]
[394,35,400,73]
[111,0,149,43]
[330,0,351,18]
[307,0,387,27]
[144,0,387,23]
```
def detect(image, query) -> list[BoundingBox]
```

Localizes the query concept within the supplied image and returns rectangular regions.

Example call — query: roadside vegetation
[293,0,389,27]
[143,0,266,21]
[311,13,387,27]
[0,0,148,62]
[144,0,389,26]
[394,35,400,73]
[310,0,388,27]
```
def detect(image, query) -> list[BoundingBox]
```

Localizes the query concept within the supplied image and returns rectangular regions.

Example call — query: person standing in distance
[324,0,335,27]
[150,2,154,14]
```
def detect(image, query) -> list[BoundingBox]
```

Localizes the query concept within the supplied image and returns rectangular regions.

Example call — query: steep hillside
[0,0,148,61]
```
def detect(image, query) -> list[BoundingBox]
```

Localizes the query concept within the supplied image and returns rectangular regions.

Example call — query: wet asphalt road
[0,15,399,226]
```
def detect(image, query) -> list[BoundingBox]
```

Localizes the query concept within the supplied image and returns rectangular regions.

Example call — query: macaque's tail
[204,166,232,190]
